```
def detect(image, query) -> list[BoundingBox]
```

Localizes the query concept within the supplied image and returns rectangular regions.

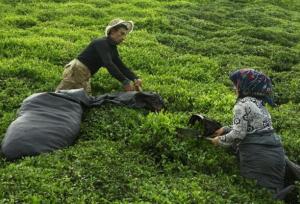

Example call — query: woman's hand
[211,128,224,146]
[212,127,224,137]
[211,136,220,146]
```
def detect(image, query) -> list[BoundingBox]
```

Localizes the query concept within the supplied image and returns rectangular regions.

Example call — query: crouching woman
[211,69,288,199]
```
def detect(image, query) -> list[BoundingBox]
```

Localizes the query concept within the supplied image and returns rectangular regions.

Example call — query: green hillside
[1,0,300,203]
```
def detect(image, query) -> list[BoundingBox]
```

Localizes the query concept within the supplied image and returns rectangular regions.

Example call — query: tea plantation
[0,0,300,203]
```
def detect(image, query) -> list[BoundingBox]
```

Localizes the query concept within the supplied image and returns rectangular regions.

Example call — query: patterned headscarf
[229,69,275,106]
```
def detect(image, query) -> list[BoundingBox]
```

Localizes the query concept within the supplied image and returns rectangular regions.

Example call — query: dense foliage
[0,0,300,203]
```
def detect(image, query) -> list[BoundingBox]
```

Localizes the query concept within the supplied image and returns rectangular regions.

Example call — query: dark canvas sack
[188,114,222,137]
[1,89,164,160]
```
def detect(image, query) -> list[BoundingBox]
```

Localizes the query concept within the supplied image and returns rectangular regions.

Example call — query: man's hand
[134,79,142,91]
[134,79,142,87]
[123,83,134,92]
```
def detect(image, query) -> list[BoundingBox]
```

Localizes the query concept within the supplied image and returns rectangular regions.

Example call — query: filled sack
[1,89,164,160]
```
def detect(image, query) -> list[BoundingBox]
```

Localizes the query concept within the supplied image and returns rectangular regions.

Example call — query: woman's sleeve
[219,102,249,144]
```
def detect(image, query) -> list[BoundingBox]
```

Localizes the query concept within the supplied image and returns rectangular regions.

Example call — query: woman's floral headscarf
[229,69,275,106]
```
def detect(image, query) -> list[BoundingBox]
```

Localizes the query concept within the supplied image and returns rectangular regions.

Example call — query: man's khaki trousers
[56,59,91,93]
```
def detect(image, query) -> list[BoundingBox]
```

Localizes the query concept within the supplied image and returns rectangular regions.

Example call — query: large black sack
[1,89,164,160]
[89,91,164,111]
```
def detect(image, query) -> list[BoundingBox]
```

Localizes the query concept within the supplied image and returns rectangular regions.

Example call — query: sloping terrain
[0,0,299,203]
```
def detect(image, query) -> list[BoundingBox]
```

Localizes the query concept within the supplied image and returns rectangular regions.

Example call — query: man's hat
[105,19,134,36]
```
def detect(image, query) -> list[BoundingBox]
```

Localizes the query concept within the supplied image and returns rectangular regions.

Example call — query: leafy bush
[4,15,37,29]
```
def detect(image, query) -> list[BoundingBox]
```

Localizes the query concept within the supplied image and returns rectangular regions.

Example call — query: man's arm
[114,51,142,91]
[95,42,131,85]
[113,55,138,81]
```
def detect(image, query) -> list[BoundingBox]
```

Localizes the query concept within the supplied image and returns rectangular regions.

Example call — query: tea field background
[0,0,300,203]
